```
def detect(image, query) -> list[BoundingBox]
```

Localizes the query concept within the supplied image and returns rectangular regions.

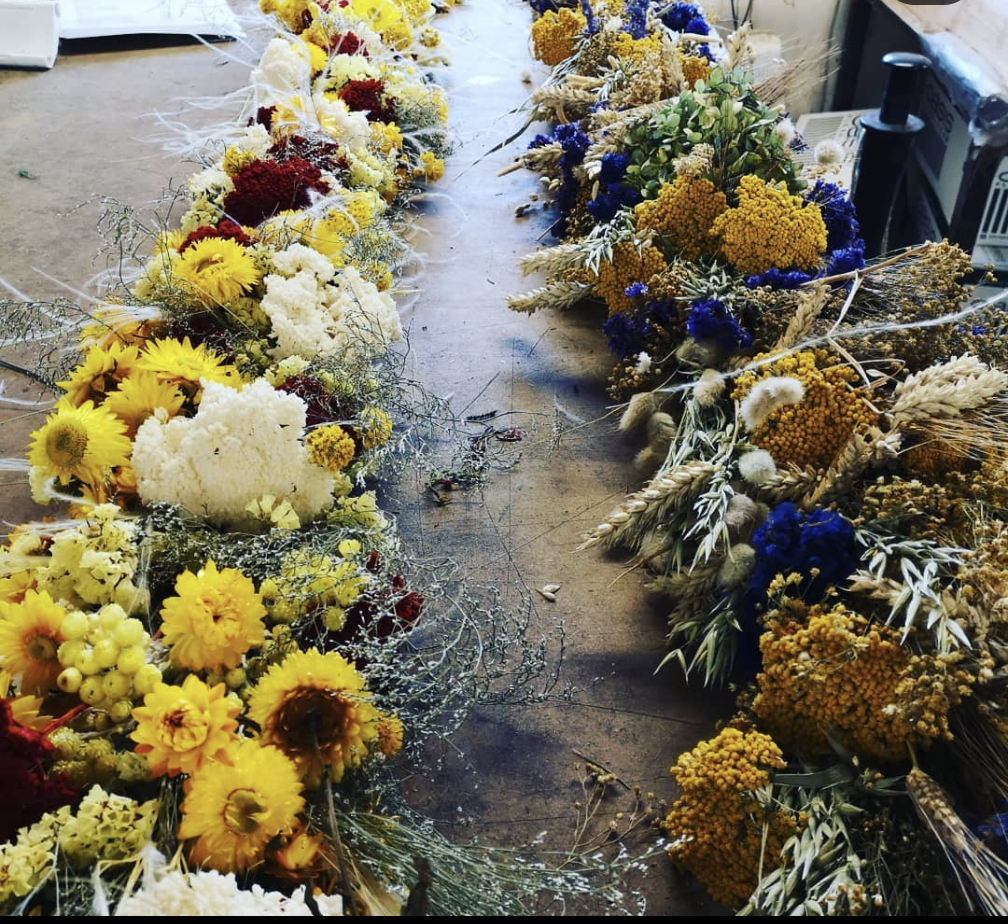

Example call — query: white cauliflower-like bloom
[738,448,778,486]
[251,36,313,102]
[313,92,372,153]
[261,244,401,361]
[114,848,343,916]
[131,379,336,530]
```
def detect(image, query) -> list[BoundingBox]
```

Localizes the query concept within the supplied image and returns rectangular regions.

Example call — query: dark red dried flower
[277,374,346,429]
[325,30,367,57]
[178,219,253,253]
[0,700,79,842]
[251,106,277,130]
[268,134,349,180]
[337,79,398,125]
[162,315,237,361]
[223,156,330,228]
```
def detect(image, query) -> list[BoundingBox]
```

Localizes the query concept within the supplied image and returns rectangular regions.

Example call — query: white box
[0,0,59,70]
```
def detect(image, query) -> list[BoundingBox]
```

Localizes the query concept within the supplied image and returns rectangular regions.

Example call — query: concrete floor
[0,0,728,914]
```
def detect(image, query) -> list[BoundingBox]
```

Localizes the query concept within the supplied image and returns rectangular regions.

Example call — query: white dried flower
[738,448,778,486]
[815,139,845,166]
[634,351,653,374]
[739,376,805,431]
[693,368,725,407]
[774,117,796,146]
[115,853,344,916]
[132,379,335,530]
[261,244,401,361]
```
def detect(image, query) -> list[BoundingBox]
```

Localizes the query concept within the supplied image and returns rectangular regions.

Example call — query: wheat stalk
[802,427,891,508]
[507,281,593,315]
[578,460,717,552]
[518,243,592,280]
[906,767,1008,916]
[891,355,1008,426]
[754,464,821,503]
[774,281,830,352]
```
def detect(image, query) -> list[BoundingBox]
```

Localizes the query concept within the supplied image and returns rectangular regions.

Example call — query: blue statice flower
[586,153,642,223]
[807,180,861,251]
[579,0,598,34]
[826,244,865,277]
[530,0,578,12]
[685,299,753,351]
[685,15,709,35]
[624,0,648,39]
[603,298,679,358]
[748,503,858,608]
[530,125,591,238]
[746,267,814,290]
[624,282,649,298]
[661,2,705,32]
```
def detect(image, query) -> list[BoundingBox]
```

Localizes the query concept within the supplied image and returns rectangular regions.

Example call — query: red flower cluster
[338,79,398,124]
[337,551,424,643]
[178,218,252,253]
[0,700,79,842]
[277,374,346,428]
[223,156,331,227]
[162,314,237,360]
[325,30,368,57]
[268,133,349,180]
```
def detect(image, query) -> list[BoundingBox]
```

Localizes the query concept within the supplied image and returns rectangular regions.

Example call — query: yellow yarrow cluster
[753,599,974,762]
[732,349,878,470]
[530,9,586,67]
[711,175,827,275]
[305,424,357,474]
[634,175,728,262]
[608,30,663,68]
[662,726,796,908]
[594,242,666,315]
[681,55,712,88]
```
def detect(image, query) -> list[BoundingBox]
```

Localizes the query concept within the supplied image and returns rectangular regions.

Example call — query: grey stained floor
[0,0,728,914]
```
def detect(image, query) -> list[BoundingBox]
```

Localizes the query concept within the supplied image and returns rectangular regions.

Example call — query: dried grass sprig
[578,460,718,552]
[891,355,1008,426]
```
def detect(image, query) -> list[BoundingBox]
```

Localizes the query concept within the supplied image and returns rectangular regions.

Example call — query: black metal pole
[850,51,931,258]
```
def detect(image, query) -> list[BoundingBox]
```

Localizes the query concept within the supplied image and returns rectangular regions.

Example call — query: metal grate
[977,157,1008,245]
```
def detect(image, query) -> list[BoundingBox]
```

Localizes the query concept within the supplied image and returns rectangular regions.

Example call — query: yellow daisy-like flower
[178,739,305,874]
[247,648,381,787]
[159,560,267,673]
[173,238,262,308]
[0,589,67,695]
[103,370,186,437]
[305,424,357,474]
[375,713,403,757]
[57,342,140,408]
[27,398,132,487]
[131,674,241,778]
[136,337,242,400]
